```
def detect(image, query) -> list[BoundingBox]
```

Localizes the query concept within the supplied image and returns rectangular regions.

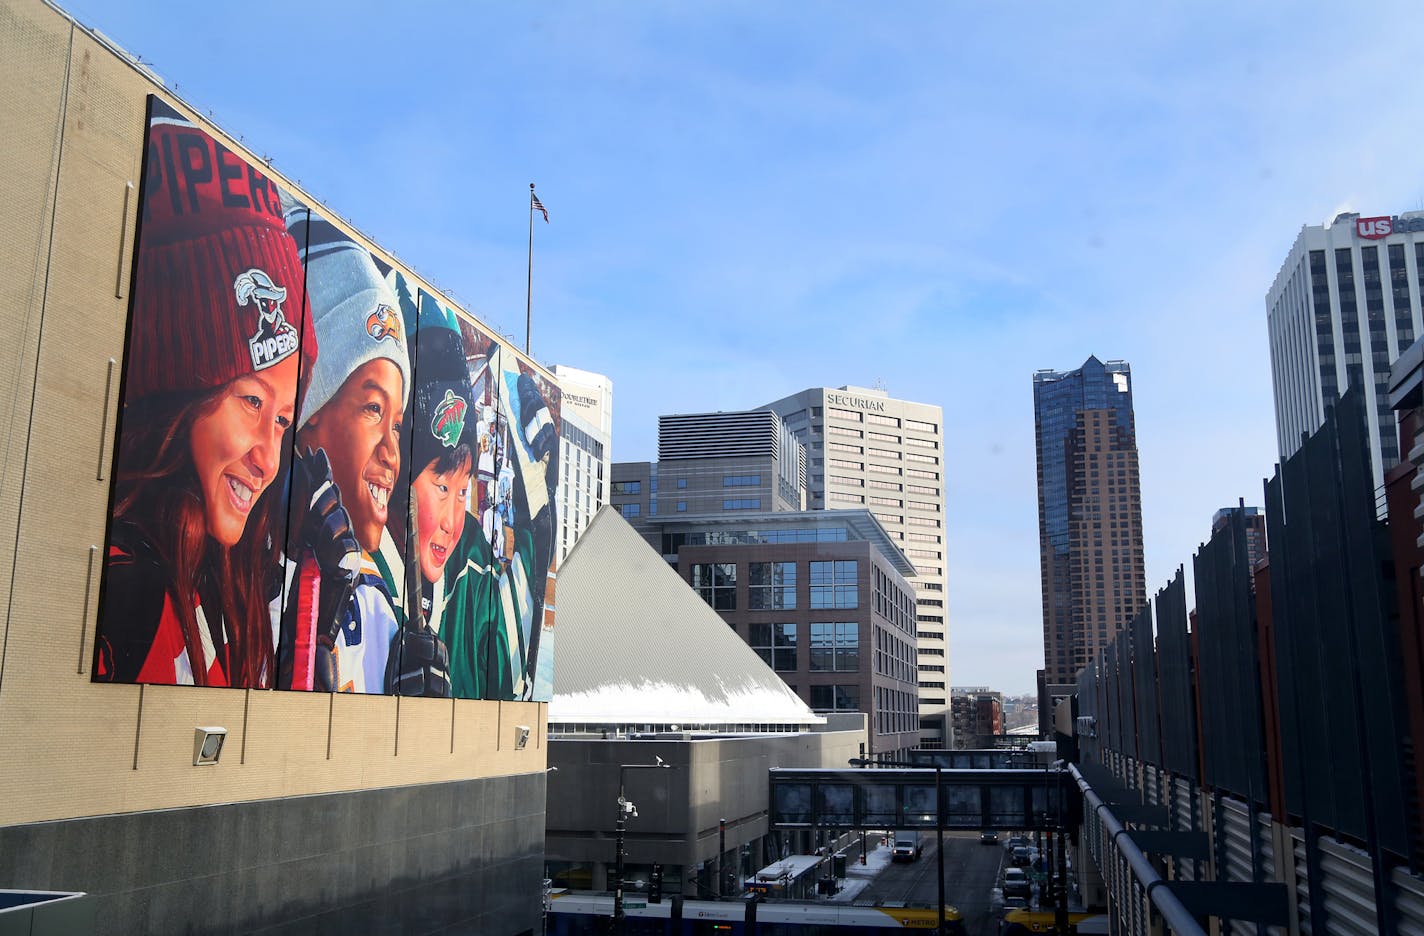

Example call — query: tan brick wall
[0,0,548,827]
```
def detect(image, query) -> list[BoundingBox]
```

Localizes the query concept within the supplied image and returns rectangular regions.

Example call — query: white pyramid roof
[549,507,822,727]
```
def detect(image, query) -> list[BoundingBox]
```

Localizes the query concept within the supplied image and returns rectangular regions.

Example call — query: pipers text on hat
[127,100,316,401]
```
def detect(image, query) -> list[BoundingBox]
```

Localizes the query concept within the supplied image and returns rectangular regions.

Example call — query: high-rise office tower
[764,386,950,747]
[609,409,807,529]
[551,365,613,561]
[1033,357,1146,729]
[1267,210,1424,498]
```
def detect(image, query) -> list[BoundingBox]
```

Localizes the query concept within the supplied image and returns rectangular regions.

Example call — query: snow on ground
[826,840,895,903]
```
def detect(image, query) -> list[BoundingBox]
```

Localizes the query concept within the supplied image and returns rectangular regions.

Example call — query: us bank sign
[1356,215,1424,239]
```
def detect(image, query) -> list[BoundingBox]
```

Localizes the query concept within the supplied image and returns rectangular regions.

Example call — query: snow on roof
[550,507,822,726]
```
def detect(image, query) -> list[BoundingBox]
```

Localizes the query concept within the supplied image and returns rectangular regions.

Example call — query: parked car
[979,829,1000,845]
[1003,835,1030,852]
[1003,868,1031,899]
[1011,846,1033,867]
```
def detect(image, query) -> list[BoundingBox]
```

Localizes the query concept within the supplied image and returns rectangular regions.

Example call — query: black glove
[294,451,361,584]
[387,623,452,698]
[282,448,362,692]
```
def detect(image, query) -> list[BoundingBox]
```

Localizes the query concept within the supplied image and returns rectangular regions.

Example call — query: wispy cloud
[71,0,1424,693]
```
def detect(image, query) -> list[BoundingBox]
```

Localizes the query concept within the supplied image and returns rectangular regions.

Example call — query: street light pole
[935,763,945,936]
[613,778,628,930]
[613,760,670,934]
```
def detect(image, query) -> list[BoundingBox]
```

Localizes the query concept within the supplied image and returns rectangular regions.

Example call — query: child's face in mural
[189,354,299,547]
[299,358,404,552]
[412,455,472,583]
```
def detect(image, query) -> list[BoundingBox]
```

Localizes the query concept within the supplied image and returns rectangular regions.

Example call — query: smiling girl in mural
[94,109,315,687]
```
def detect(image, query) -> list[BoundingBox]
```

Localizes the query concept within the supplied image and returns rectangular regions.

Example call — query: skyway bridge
[769,751,1080,832]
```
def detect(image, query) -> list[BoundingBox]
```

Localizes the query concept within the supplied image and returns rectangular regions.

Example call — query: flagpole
[526,183,535,355]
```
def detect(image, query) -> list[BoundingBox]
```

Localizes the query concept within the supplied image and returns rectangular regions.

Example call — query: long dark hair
[112,386,282,687]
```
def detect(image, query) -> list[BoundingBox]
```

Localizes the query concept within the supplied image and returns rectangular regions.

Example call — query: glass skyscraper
[1033,357,1145,729]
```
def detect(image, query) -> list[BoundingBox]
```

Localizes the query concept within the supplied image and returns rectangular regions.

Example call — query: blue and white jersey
[332,554,400,694]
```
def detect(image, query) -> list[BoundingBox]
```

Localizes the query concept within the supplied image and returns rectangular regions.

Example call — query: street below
[853,831,1006,936]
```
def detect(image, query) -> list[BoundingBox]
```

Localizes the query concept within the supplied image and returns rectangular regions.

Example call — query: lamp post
[1050,762,1069,936]
[613,759,670,933]
[850,756,946,936]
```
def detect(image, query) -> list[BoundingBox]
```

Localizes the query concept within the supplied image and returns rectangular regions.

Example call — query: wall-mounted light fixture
[515,725,531,750]
[193,727,227,766]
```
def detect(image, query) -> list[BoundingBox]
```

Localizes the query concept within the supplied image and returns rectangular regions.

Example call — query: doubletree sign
[1356,215,1424,239]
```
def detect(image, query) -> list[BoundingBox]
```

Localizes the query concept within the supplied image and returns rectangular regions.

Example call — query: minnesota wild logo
[431,389,468,449]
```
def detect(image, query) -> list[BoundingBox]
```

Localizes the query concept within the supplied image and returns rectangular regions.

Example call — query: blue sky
[69,1,1424,693]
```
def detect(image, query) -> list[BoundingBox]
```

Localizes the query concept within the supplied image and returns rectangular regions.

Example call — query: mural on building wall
[91,97,558,700]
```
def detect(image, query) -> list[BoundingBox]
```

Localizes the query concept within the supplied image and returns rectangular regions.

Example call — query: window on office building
[749,561,797,610]
[810,684,860,712]
[810,622,859,671]
[691,563,736,610]
[750,622,797,671]
[810,560,858,608]
[612,480,641,495]
[620,504,641,518]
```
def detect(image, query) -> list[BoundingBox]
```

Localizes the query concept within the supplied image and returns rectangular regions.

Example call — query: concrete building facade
[552,366,612,562]
[610,409,806,528]
[949,687,1004,749]
[1268,210,1424,497]
[762,387,950,747]
[546,507,866,898]
[0,4,546,932]
[655,511,922,757]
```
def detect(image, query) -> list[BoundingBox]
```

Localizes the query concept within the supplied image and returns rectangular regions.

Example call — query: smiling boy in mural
[378,313,544,700]
[371,298,472,697]
[283,212,421,694]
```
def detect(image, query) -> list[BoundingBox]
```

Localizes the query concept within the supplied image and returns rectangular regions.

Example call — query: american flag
[531,191,549,223]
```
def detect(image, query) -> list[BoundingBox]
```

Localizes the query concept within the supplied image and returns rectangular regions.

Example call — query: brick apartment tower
[1033,357,1146,734]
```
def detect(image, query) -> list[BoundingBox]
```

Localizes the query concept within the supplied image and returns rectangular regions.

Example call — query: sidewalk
[826,839,895,903]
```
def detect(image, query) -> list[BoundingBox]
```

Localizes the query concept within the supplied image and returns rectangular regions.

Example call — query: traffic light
[650,863,663,904]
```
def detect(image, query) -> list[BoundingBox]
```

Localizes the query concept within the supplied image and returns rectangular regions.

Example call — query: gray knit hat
[287,209,412,428]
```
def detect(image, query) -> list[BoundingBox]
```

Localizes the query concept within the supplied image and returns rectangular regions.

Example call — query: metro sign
[1356,215,1424,239]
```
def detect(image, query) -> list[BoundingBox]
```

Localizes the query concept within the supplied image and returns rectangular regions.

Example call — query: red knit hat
[126,115,316,401]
